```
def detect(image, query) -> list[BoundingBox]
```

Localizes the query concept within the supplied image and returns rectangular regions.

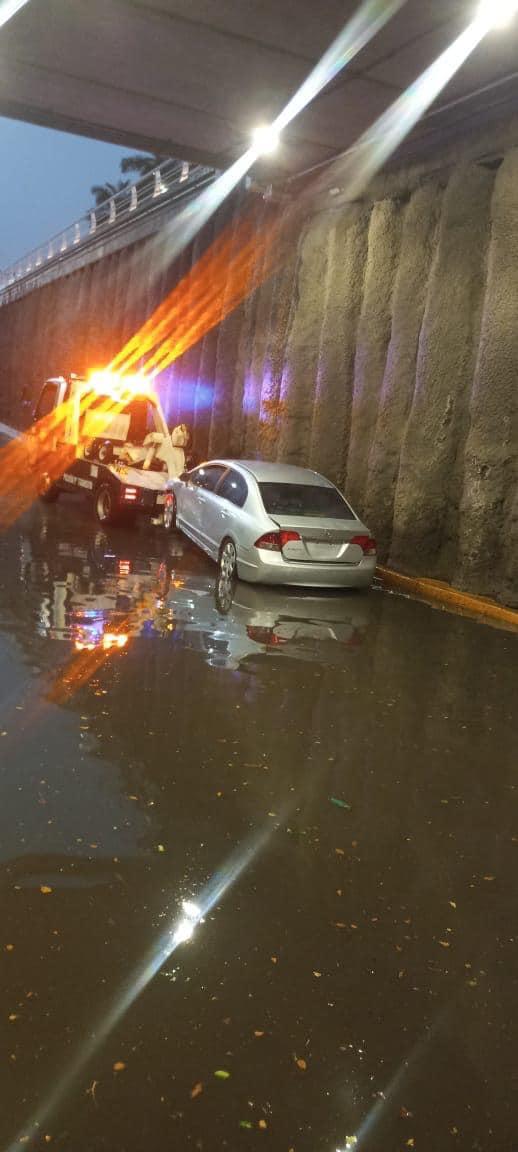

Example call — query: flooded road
[0,495,517,1152]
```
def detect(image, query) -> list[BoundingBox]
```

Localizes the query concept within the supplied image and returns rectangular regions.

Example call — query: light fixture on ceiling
[477,0,518,28]
[251,123,281,156]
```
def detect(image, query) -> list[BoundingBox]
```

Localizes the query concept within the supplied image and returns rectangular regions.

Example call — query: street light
[477,0,518,28]
[0,0,32,30]
[251,123,281,155]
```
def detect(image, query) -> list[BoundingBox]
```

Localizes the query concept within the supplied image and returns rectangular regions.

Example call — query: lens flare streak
[6,823,274,1151]
[313,17,491,204]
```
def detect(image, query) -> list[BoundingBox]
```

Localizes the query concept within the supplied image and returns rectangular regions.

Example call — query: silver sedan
[164,460,376,588]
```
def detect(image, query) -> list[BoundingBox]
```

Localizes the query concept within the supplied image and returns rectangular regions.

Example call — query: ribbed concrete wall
[1,152,517,605]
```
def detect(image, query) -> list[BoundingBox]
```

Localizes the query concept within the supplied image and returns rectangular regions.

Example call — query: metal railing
[0,158,218,301]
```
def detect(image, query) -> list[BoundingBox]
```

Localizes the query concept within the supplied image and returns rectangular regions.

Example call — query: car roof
[212,460,335,488]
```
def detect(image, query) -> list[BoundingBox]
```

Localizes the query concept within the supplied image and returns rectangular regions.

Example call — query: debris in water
[330,798,351,810]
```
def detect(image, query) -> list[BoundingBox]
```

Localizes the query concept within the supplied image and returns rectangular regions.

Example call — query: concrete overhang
[1,0,518,177]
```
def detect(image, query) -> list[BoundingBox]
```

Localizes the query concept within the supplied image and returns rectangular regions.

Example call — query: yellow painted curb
[376,566,518,633]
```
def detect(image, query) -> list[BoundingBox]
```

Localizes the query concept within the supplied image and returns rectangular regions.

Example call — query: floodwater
[0,495,517,1152]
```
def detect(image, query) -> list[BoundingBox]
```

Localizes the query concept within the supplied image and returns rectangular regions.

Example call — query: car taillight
[124,486,138,502]
[350,534,376,555]
[254,530,301,551]
[246,626,288,646]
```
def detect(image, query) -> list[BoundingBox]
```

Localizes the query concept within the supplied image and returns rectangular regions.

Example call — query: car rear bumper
[238,550,376,588]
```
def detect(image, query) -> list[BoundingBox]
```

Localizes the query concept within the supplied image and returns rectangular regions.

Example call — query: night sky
[0,116,145,268]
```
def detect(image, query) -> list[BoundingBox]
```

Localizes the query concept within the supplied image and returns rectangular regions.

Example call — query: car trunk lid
[270,516,369,565]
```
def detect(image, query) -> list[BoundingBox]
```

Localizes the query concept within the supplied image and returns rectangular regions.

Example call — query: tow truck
[29,370,189,527]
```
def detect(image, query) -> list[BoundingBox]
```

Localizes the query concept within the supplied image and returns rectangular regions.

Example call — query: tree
[90,179,130,208]
[119,152,168,179]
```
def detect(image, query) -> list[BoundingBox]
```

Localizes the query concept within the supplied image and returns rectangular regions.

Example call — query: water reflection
[12,504,374,671]
[1,502,518,1152]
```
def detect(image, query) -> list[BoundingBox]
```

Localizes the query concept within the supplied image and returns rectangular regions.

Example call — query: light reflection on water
[7,501,375,673]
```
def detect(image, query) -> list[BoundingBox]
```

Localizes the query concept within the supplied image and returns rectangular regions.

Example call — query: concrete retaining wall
[0,150,517,605]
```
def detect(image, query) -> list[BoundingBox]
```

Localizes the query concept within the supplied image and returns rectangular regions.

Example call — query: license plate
[156,493,166,505]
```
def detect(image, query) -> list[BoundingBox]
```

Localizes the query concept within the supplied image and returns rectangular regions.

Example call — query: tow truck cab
[32,372,189,527]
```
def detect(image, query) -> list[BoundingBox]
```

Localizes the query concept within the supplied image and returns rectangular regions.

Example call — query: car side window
[34,382,59,421]
[217,469,248,508]
[191,465,227,492]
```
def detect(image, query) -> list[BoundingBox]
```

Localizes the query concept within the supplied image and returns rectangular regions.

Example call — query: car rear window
[259,482,356,520]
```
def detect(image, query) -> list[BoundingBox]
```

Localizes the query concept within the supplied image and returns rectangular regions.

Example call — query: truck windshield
[80,394,161,444]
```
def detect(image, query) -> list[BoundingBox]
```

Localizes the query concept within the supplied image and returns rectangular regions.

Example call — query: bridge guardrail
[0,158,218,304]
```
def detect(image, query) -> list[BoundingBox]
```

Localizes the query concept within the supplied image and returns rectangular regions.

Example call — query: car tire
[38,473,59,503]
[219,537,238,581]
[163,493,177,533]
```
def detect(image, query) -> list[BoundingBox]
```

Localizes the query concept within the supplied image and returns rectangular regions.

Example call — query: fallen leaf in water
[9,1014,18,1021]
[334,922,347,929]
[313,971,322,978]
[330,797,351,810]
[113,1061,126,1072]
[483,875,496,882]
[254,1030,265,1037]
[406,1141,415,1148]
[157,845,165,853]
[239,1120,252,1129]
[190,1082,203,1099]
[295,1058,307,1071]
[44,1137,52,1144]
[258,1119,267,1130]
[271,956,278,964]
[335,848,345,856]
[40,886,52,895]
[214,1069,230,1080]
[438,940,450,949]
[6,944,14,951]
[449,901,457,909]
[86,1080,99,1105]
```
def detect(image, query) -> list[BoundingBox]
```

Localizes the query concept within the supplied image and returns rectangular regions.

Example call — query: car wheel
[219,538,238,580]
[38,473,59,503]
[163,493,177,533]
[215,571,234,615]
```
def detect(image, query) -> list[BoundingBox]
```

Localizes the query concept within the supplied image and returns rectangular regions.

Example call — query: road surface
[0,493,517,1152]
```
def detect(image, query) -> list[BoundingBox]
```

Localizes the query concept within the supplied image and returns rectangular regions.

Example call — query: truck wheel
[163,493,177,533]
[95,484,136,528]
[39,473,59,503]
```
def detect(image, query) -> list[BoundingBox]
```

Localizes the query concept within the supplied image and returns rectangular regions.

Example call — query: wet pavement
[0,493,517,1152]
